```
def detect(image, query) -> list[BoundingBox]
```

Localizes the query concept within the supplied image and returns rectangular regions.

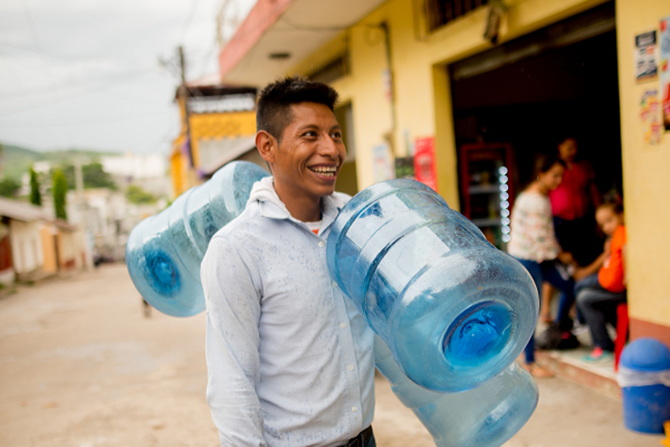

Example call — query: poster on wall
[635,30,658,82]
[373,143,395,182]
[394,156,415,179]
[660,17,670,131]
[640,89,662,145]
[413,136,437,191]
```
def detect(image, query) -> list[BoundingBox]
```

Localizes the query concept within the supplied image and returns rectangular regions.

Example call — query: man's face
[269,102,346,204]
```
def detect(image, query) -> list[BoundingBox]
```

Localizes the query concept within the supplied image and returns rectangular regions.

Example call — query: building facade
[217,0,670,344]
[170,80,262,195]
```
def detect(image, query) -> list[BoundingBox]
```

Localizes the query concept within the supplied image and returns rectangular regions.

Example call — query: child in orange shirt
[574,200,626,361]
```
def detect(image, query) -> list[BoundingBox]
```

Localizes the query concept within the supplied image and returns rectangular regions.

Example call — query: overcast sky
[0,0,255,155]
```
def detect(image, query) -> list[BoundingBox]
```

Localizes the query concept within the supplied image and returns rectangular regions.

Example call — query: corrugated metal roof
[0,197,51,222]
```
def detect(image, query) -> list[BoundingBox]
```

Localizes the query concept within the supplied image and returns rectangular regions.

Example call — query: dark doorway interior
[450,2,621,198]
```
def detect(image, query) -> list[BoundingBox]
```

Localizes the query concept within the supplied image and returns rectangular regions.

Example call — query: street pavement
[0,263,661,446]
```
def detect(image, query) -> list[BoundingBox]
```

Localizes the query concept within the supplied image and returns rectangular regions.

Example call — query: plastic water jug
[125,161,269,317]
[327,179,538,391]
[618,338,670,434]
[375,336,538,446]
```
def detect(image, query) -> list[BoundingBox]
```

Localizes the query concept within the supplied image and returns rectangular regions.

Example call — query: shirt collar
[248,176,349,231]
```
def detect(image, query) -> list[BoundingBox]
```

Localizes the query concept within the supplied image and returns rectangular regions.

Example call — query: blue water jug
[327,179,538,391]
[125,161,269,317]
[375,336,538,446]
[618,338,670,434]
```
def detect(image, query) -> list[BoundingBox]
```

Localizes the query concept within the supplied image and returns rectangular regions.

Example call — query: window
[426,0,489,32]
[309,53,350,85]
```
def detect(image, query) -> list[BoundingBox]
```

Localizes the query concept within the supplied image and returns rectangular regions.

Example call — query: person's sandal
[523,363,555,378]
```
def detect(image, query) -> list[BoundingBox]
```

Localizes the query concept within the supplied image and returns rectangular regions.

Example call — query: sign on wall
[373,143,395,183]
[660,17,670,131]
[413,136,437,191]
[635,30,658,82]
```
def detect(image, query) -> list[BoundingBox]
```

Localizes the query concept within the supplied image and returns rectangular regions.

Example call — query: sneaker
[583,347,613,362]
[572,322,589,336]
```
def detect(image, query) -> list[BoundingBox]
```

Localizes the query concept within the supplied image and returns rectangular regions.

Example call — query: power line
[21,0,43,54]
[178,0,204,44]
[0,59,174,117]
[0,66,161,100]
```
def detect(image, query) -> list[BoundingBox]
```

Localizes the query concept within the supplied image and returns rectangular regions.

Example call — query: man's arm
[201,235,266,446]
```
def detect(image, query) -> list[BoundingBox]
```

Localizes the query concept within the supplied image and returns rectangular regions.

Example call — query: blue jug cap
[620,338,670,372]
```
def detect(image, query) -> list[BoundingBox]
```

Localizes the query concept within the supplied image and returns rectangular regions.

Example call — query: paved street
[0,263,661,446]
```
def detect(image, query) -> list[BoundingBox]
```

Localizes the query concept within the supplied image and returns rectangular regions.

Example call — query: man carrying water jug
[200,77,376,446]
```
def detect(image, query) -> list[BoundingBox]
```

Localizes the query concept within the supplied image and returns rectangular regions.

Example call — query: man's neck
[275,188,322,222]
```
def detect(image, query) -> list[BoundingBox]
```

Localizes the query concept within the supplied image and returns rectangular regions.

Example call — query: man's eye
[332,132,343,140]
[303,131,317,138]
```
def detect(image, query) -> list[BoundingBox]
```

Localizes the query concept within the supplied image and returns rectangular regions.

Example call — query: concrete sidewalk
[373,359,659,447]
[0,263,664,446]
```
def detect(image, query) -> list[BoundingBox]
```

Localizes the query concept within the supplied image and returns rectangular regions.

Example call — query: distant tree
[52,169,68,220]
[83,162,117,190]
[125,185,158,204]
[60,162,117,190]
[0,177,20,198]
[29,167,42,206]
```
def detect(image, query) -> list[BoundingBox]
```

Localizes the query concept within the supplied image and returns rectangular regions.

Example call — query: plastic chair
[614,303,629,370]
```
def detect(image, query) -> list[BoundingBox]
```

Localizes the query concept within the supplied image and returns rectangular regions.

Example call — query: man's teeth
[310,167,336,176]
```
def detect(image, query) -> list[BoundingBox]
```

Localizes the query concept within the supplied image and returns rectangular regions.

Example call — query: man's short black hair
[256,76,339,142]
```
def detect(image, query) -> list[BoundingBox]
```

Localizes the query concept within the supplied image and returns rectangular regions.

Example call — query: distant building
[101,152,167,179]
[170,79,264,196]
[101,151,171,199]
[0,197,87,285]
[68,187,167,263]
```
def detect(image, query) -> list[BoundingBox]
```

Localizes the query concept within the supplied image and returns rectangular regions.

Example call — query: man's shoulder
[203,206,264,264]
[213,203,261,240]
[330,191,351,207]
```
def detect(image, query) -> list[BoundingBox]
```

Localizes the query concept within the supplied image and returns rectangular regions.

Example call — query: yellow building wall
[189,111,257,168]
[291,0,608,209]
[616,0,670,332]
[170,95,195,197]
[170,134,190,198]
[39,225,57,274]
[190,112,256,140]
[170,99,257,198]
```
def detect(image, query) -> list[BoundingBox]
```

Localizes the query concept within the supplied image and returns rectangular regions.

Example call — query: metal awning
[199,135,257,176]
[219,0,387,86]
[0,197,50,222]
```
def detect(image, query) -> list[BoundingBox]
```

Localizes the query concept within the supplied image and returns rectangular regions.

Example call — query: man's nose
[320,134,342,157]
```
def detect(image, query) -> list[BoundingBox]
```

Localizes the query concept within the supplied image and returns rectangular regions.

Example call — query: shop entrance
[449,2,620,250]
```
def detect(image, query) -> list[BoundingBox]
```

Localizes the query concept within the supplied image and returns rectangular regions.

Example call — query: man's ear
[255,130,275,163]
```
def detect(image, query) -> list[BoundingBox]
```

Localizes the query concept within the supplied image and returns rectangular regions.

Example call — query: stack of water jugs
[126,161,540,447]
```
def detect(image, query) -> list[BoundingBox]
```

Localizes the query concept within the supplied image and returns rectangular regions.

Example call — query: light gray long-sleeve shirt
[201,177,375,446]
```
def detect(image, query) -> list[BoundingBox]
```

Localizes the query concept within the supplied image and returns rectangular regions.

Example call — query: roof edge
[218,0,295,81]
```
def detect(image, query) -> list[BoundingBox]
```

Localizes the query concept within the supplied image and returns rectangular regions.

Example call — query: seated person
[574,200,626,362]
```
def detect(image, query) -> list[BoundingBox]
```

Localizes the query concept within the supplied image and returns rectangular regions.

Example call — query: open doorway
[450,2,621,199]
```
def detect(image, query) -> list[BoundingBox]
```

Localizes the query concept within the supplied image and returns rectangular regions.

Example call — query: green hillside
[0,144,41,180]
[0,143,116,181]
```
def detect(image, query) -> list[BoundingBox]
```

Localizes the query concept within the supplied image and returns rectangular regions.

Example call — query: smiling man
[201,77,376,447]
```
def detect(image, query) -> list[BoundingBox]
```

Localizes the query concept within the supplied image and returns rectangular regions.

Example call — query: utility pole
[178,46,194,167]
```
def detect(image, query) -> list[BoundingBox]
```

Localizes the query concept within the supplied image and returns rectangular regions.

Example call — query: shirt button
[347,364,354,371]
[339,322,347,329]
[352,406,358,413]
[332,281,338,288]
[318,240,325,247]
